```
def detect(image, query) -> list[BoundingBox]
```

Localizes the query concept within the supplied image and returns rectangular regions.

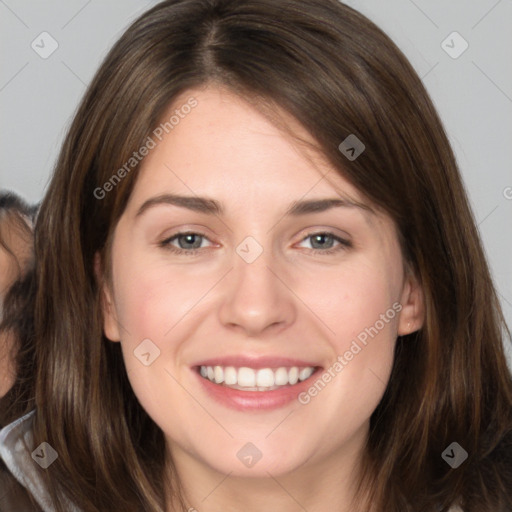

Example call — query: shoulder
[0,410,46,511]
[0,410,82,512]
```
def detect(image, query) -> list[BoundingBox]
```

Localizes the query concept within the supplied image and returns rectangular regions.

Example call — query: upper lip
[193,355,322,369]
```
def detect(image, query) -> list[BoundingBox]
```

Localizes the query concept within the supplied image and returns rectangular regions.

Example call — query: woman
[0,1,510,511]
[0,192,36,410]
[0,192,38,511]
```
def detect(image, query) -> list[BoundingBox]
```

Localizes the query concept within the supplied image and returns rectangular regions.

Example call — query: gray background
[1,0,511,359]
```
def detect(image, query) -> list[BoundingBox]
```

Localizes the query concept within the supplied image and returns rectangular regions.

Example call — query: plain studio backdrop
[0,0,511,363]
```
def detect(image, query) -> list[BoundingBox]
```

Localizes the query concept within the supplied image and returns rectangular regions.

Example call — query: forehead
[0,214,29,250]
[129,86,371,216]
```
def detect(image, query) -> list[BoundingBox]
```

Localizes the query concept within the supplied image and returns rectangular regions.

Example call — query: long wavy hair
[21,0,512,510]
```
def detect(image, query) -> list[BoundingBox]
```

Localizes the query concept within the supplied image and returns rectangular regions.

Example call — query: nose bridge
[217,236,296,336]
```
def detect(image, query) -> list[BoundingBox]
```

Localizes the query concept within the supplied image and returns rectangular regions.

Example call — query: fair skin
[101,85,424,512]
[0,214,32,398]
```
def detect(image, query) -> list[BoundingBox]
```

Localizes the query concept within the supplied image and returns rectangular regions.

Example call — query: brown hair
[24,0,512,510]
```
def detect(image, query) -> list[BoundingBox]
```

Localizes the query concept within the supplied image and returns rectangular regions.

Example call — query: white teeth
[288,367,299,385]
[274,367,289,386]
[299,367,314,381]
[238,367,256,387]
[214,366,224,384]
[224,366,237,385]
[256,368,275,387]
[199,364,316,390]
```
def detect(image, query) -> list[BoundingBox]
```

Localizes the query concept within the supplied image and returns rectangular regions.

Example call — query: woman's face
[0,217,30,299]
[101,86,423,479]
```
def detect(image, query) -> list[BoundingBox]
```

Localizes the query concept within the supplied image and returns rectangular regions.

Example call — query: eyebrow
[135,193,374,218]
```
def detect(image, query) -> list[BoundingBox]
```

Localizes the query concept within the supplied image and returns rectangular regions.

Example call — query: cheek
[111,256,197,432]
[300,259,399,402]
[112,251,204,340]
[303,258,400,345]
[279,261,400,464]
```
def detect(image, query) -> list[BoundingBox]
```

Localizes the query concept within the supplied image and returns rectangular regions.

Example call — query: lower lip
[194,368,321,411]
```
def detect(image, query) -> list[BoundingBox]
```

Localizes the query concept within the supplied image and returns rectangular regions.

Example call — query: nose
[218,244,297,338]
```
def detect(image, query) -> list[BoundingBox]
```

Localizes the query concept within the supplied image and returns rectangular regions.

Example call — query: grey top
[0,410,78,512]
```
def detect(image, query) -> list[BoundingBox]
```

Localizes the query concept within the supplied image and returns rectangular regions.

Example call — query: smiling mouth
[197,365,320,391]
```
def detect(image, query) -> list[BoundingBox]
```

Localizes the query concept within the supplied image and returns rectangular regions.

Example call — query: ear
[94,252,121,342]
[397,267,425,336]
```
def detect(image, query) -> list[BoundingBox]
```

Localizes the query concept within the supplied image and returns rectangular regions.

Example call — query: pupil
[312,234,331,249]
[181,234,201,249]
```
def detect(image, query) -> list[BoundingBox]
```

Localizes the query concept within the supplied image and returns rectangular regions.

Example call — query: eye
[296,232,352,255]
[158,230,351,257]
[159,231,212,255]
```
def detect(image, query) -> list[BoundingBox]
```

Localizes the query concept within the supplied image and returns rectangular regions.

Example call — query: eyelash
[159,231,352,256]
